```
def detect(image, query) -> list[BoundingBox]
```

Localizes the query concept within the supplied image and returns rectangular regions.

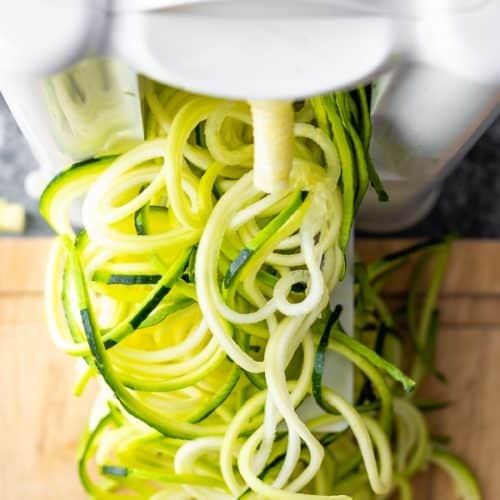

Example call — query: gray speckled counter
[0,95,51,236]
[1,94,500,237]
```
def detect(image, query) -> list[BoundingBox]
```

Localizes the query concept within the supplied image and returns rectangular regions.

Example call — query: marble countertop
[1,94,499,237]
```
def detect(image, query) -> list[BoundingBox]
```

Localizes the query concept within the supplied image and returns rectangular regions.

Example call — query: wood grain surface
[1,238,499,499]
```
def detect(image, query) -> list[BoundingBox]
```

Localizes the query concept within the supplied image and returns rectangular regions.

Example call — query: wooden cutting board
[1,238,499,499]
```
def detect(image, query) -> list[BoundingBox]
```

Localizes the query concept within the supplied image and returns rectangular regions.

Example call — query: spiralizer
[0,0,499,424]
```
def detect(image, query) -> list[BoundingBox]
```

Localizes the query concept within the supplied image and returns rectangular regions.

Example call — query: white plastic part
[356,0,500,231]
[2,79,72,184]
[108,0,396,100]
[1,1,498,98]
[111,0,488,15]
[1,59,144,189]
[1,1,499,210]
[105,0,500,232]
[0,0,105,83]
[0,0,108,182]
[41,58,144,160]
[357,67,500,233]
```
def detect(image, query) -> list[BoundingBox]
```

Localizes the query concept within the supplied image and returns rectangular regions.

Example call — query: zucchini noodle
[40,79,481,499]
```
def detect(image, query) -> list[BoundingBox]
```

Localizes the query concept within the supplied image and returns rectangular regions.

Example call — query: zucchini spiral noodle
[41,79,481,499]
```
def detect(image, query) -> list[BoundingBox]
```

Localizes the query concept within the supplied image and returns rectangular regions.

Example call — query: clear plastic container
[42,58,143,160]
[2,57,143,196]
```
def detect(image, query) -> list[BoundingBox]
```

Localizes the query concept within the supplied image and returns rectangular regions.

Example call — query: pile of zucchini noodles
[41,79,480,499]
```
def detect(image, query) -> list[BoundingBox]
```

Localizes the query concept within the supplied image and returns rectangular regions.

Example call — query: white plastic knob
[0,0,106,81]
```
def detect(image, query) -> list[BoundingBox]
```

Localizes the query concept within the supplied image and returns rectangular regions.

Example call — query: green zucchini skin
[78,414,116,496]
[223,191,305,288]
[92,271,162,285]
[134,205,169,236]
[431,449,482,500]
[136,298,195,329]
[224,248,253,288]
[313,305,415,420]
[40,156,117,234]
[62,238,237,438]
[102,465,128,478]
